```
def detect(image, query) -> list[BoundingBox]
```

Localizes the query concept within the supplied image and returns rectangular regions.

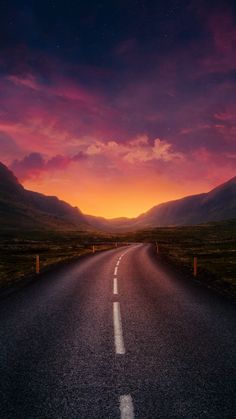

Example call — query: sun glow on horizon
[22,175,214,219]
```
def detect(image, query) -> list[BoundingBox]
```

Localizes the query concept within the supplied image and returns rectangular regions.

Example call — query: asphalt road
[0,244,235,418]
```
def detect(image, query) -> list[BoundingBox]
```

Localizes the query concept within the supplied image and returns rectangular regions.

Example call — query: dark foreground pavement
[0,244,235,418]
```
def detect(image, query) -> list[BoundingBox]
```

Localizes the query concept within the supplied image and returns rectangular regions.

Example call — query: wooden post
[193,256,197,277]
[92,245,95,253]
[36,255,40,274]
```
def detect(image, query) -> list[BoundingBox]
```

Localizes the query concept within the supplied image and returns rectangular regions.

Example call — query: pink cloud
[192,5,236,76]
[214,109,236,121]
[208,11,236,54]
[11,151,87,181]
[6,74,40,91]
[11,153,46,180]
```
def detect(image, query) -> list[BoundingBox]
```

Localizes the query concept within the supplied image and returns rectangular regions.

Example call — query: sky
[0,0,236,218]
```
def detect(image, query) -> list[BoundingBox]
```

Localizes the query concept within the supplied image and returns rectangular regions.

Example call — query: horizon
[22,174,236,219]
[2,159,234,220]
[23,172,235,218]
[1,0,236,217]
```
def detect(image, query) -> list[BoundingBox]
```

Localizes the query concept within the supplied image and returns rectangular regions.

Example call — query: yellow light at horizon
[22,174,207,219]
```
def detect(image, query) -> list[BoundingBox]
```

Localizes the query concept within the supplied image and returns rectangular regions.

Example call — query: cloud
[123,138,183,163]
[10,151,87,180]
[83,136,184,164]
[0,131,23,158]
[208,10,236,54]
[6,74,40,91]
[11,153,45,180]
[10,136,184,182]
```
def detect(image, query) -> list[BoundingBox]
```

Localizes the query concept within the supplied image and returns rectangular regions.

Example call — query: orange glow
[23,172,211,219]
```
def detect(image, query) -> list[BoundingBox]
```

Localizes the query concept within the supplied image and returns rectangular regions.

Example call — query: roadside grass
[0,230,120,290]
[0,220,235,298]
[118,220,236,298]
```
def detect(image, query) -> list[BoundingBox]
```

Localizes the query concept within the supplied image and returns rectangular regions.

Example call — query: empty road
[0,244,235,418]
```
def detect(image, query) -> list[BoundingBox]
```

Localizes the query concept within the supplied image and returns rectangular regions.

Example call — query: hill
[0,162,90,231]
[87,177,236,231]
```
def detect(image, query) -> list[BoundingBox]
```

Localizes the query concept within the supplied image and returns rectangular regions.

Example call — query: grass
[0,230,121,291]
[119,220,236,298]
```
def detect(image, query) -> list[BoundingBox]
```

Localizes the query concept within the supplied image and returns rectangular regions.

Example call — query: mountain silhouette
[0,162,89,231]
[87,177,236,231]
[0,161,235,232]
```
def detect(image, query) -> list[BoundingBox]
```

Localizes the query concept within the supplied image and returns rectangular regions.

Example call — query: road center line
[116,260,120,266]
[119,395,134,419]
[113,302,125,354]
[114,267,118,276]
[113,277,118,294]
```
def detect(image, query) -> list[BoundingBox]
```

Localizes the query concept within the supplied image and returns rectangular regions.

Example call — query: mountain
[0,162,90,231]
[133,176,236,227]
[0,161,235,232]
[85,214,131,231]
[87,177,236,231]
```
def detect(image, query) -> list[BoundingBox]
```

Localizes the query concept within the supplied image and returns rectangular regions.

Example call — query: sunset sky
[0,0,236,217]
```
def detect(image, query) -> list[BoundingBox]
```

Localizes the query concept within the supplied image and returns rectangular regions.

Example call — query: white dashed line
[113,302,125,354]
[113,251,134,417]
[113,277,118,295]
[119,394,134,419]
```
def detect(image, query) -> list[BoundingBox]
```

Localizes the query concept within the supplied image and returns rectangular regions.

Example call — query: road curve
[0,243,235,418]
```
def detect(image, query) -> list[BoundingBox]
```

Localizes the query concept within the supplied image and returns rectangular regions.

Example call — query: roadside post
[36,255,40,274]
[193,256,197,277]
[92,245,95,253]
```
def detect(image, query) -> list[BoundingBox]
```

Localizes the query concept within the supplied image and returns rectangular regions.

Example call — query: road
[0,243,235,418]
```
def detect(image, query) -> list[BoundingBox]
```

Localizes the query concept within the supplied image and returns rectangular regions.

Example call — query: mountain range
[0,161,235,232]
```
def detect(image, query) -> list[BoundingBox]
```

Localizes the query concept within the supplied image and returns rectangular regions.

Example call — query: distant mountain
[85,214,131,231]
[87,177,236,231]
[0,162,90,231]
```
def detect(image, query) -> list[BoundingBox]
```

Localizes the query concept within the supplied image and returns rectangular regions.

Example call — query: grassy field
[120,220,236,298]
[0,230,121,291]
[0,221,235,298]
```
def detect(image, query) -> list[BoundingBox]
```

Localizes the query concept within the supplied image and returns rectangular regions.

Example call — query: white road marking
[113,302,125,354]
[113,277,118,294]
[116,260,120,266]
[114,267,118,276]
[119,395,134,419]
